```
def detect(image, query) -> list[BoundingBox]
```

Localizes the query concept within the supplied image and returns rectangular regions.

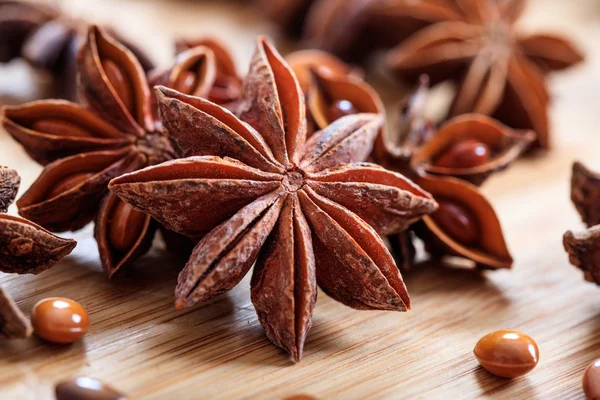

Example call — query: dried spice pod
[0,286,32,340]
[285,49,362,93]
[174,38,242,105]
[411,114,535,186]
[110,37,437,361]
[385,0,584,150]
[1,25,197,277]
[0,166,20,213]
[571,161,600,227]
[414,174,513,269]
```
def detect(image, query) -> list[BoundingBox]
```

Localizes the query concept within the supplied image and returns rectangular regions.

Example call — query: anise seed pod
[571,161,600,227]
[0,286,32,340]
[0,166,20,213]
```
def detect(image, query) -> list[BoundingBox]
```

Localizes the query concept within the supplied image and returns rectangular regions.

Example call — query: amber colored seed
[433,139,491,169]
[31,297,90,344]
[101,59,134,114]
[55,376,126,400]
[584,359,600,400]
[32,118,93,138]
[473,330,539,378]
[47,173,94,199]
[431,199,479,246]
[327,99,359,123]
[173,70,198,95]
[109,201,146,252]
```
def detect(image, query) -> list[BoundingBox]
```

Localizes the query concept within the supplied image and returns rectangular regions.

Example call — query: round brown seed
[431,199,479,246]
[102,59,134,114]
[31,297,90,344]
[108,201,146,252]
[327,99,358,123]
[433,139,491,169]
[173,70,199,95]
[47,172,94,199]
[474,330,539,378]
[583,359,600,400]
[55,376,126,400]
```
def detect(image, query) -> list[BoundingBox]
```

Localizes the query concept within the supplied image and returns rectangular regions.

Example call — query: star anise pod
[0,25,216,277]
[109,37,437,361]
[375,77,518,270]
[0,166,76,275]
[564,162,600,284]
[0,0,154,100]
[174,38,242,106]
[386,0,584,149]
[0,286,32,340]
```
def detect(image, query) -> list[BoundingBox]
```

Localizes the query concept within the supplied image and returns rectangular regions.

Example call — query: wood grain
[1,0,600,399]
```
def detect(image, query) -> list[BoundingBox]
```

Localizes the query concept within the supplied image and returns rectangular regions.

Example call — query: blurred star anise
[0,286,32,340]
[109,38,437,361]
[564,162,600,284]
[1,26,227,277]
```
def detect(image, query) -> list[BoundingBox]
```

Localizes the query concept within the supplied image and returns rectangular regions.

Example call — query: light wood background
[1,1,600,399]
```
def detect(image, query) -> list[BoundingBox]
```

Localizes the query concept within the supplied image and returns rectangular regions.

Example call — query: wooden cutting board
[1,1,600,398]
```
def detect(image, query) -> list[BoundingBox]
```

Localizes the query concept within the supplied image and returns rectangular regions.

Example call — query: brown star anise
[564,162,600,284]
[0,286,32,340]
[386,0,584,149]
[0,166,76,275]
[0,0,153,100]
[0,25,222,277]
[109,37,438,361]
[374,78,518,270]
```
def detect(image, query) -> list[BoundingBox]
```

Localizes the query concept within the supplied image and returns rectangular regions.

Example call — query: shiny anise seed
[433,139,491,169]
[47,173,94,199]
[173,70,199,95]
[327,99,359,123]
[474,330,539,378]
[31,297,90,344]
[431,199,479,246]
[108,201,146,252]
[101,59,134,113]
[55,377,126,400]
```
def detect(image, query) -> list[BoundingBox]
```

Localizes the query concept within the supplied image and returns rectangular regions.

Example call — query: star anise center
[135,132,177,165]
[282,168,305,193]
[482,21,514,57]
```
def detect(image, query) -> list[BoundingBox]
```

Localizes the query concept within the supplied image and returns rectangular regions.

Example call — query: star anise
[386,0,584,149]
[0,25,222,277]
[375,78,518,270]
[0,286,32,340]
[0,0,153,100]
[564,162,600,284]
[0,166,76,275]
[109,37,438,361]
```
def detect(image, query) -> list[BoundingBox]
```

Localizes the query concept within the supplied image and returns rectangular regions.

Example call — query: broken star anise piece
[0,167,76,275]
[0,286,32,340]
[109,37,437,361]
[0,25,196,278]
[386,0,584,149]
[564,162,600,285]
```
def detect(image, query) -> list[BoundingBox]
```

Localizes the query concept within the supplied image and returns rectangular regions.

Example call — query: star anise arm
[300,113,383,172]
[155,86,283,173]
[251,194,317,362]
[237,37,306,166]
[307,163,438,235]
[17,147,142,232]
[0,287,32,340]
[79,25,154,136]
[1,100,135,165]
[109,156,283,238]
[176,191,285,308]
[517,33,585,73]
[0,167,20,213]
[571,161,600,227]
[298,187,410,310]
[564,227,600,285]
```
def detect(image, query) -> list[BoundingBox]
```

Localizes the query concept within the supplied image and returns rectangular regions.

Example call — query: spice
[583,359,600,400]
[0,25,227,277]
[109,37,438,361]
[55,377,126,400]
[386,0,584,149]
[0,167,76,275]
[0,286,32,340]
[31,297,89,344]
[474,330,539,378]
[564,162,600,284]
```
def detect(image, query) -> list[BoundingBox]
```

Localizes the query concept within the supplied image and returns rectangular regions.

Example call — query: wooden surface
[1,1,600,399]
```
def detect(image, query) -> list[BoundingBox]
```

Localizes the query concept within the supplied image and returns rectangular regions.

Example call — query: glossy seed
[173,70,198,95]
[32,118,93,138]
[47,173,94,199]
[31,297,90,344]
[474,330,539,378]
[433,139,491,169]
[327,99,359,123]
[101,59,134,114]
[55,376,126,400]
[108,201,146,252]
[431,199,479,246]
[584,359,600,400]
